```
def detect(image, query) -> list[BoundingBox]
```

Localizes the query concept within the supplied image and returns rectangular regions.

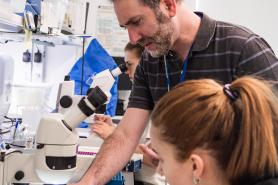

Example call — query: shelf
[0,2,23,32]
[33,34,82,46]
[0,32,82,46]
[0,2,86,47]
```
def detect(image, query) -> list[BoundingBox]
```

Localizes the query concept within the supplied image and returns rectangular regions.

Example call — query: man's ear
[160,0,177,17]
[190,154,204,179]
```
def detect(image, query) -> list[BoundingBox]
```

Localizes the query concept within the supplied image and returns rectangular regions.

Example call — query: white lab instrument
[40,0,69,34]
[0,53,14,126]
[9,82,51,134]
[0,64,135,184]
[58,63,127,114]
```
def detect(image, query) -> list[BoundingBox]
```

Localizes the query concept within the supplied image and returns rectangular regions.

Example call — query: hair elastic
[223,84,238,101]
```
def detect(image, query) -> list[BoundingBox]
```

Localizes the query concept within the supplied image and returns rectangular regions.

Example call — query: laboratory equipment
[59,63,127,114]
[0,63,140,185]
[40,0,69,34]
[0,53,14,127]
[0,79,107,184]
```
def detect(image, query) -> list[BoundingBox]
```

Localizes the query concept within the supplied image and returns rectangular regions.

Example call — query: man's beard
[138,9,174,58]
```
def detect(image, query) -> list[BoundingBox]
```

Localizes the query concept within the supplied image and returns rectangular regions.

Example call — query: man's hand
[69,108,150,185]
[91,114,116,139]
[138,142,159,169]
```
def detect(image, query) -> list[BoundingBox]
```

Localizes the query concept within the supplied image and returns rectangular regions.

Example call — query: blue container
[106,172,125,185]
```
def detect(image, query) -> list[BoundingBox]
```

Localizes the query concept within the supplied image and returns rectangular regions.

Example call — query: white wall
[86,0,129,57]
[186,0,197,10]
[0,42,44,83]
[196,0,278,55]
[86,0,109,37]
[43,45,81,109]
[0,42,81,112]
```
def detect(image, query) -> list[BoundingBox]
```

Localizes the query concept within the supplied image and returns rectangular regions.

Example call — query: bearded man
[71,1,278,185]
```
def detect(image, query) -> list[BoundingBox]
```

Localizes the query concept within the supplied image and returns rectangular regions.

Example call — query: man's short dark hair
[110,0,183,9]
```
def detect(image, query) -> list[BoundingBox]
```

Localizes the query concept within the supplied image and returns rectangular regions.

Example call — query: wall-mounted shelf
[0,1,87,47]
[0,2,82,47]
[0,32,82,47]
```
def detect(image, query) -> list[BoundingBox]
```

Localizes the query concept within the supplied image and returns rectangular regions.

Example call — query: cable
[81,39,85,95]
[4,116,15,122]
[35,43,39,51]
[2,120,14,123]
[6,143,25,148]
[5,150,23,156]
[0,130,10,135]
[80,2,90,95]
[1,116,16,133]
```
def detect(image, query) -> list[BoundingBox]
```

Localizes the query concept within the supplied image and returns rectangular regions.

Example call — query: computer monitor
[0,53,14,125]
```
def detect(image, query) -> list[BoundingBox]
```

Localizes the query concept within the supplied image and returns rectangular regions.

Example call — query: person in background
[91,42,165,185]
[151,76,278,185]
[91,42,143,139]
[124,42,144,81]
[70,0,278,184]
[69,39,119,119]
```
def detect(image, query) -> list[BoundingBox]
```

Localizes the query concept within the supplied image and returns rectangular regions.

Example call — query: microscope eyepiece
[118,63,128,73]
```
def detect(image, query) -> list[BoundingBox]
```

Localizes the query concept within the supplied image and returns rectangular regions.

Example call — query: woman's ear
[190,154,204,182]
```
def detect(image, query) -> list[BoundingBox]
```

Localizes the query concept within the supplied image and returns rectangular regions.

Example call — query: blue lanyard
[164,55,189,92]
[180,58,189,83]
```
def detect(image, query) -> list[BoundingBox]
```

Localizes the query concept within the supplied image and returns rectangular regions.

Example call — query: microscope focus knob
[60,95,73,108]
[14,170,24,181]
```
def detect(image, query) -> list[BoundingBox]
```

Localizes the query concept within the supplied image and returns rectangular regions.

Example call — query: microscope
[0,64,139,184]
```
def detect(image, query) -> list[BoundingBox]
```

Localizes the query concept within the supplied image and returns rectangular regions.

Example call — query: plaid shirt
[128,12,278,110]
